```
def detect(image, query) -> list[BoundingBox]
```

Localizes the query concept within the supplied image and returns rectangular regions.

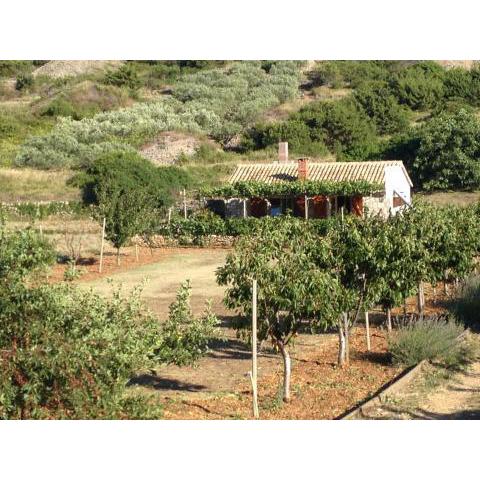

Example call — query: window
[393,193,406,208]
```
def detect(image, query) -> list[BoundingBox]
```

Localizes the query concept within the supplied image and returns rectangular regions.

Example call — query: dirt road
[358,344,480,419]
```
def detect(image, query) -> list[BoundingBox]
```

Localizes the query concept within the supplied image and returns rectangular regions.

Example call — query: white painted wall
[384,165,412,214]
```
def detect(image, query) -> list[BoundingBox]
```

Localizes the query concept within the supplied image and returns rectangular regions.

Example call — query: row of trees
[216,201,480,401]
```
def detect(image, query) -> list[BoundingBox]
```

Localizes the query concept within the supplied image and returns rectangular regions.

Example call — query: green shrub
[447,275,480,329]
[310,61,392,89]
[0,282,163,419]
[155,280,219,366]
[353,81,410,134]
[242,120,328,156]
[0,61,34,78]
[15,73,34,91]
[78,150,191,208]
[389,62,445,110]
[103,63,141,90]
[295,98,379,159]
[444,67,474,100]
[388,316,464,367]
[412,109,480,191]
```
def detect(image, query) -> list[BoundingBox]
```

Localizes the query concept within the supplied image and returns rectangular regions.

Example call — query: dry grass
[0,168,80,202]
[418,191,480,207]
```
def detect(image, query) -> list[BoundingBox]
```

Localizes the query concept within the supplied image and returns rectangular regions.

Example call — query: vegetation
[15,62,302,169]
[202,179,382,198]
[155,280,220,366]
[447,275,480,329]
[0,213,219,419]
[388,316,464,367]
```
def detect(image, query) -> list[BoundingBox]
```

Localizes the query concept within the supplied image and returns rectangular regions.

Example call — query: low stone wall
[133,234,235,249]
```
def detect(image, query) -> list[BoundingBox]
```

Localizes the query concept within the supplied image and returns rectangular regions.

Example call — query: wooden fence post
[243,199,247,218]
[251,279,259,419]
[304,195,308,220]
[168,207,172,225]
[365,310,371,351]
[99,217,106,273]
[135,243,139,262]
[183,189,187,219]
[386,307,392,332]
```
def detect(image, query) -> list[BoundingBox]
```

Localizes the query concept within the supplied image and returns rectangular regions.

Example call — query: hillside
[2,60,480,202]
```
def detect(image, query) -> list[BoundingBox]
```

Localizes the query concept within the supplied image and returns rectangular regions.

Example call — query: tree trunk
[117,247,121,266]
[365,310,371,351]
[338,325,346,366]
[417,281,425,315]
[386,308,392,333]
[338,313,349,366]
[277,341,291,402]
[344,312,350,364]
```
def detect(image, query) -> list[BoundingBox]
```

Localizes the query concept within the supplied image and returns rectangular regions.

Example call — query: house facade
[206,144,412,219]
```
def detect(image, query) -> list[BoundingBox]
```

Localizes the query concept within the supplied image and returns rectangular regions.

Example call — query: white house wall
[384,165,412,213]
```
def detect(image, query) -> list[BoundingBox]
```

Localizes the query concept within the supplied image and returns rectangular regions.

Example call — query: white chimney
[278,142,288,163]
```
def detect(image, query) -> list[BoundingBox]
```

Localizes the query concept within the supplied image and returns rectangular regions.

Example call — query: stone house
[206,143,412,219]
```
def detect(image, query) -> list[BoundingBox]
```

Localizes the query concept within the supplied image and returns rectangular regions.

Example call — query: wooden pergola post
[251,279,259,419]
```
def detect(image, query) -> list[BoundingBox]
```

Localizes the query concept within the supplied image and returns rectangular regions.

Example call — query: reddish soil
[159,327,403,420]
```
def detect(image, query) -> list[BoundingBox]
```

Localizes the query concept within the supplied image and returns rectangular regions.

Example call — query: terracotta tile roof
[229,161,413,187]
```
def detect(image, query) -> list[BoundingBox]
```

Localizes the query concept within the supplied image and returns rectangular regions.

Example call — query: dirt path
[358,337,480,420]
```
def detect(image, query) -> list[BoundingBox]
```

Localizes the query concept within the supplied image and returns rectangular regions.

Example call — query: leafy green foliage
[0,282,163,419]
[353,81,410,134]
[155,280,219,366]
[244,97,380,160]
[388,316,464,367]
[103,64,141,90]
[413,110,480,190]
[78,150,191,208]
[0,222,55,283]
[310,61,393,89]
[0,61,35,78]
[447,275,480,329]
[202,179,382,198]
[389,62,445,110]
[15,73,34,91]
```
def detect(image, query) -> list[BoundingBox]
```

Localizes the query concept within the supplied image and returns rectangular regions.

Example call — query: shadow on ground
[128,375,207,392]
[360,404,480,420]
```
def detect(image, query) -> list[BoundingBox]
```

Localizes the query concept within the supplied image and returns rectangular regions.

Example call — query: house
[206,143,412,219]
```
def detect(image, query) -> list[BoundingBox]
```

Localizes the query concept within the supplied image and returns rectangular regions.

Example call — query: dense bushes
[77,150,191,208]
[15,73,34,91]
[385,109,480,190]
[244,97,379,159]
[0,282,163,419]
[389,62,445,110]
[16,62,302,169]
[310,61,394,89]
[353,81,410,134]
[388,317,464,367]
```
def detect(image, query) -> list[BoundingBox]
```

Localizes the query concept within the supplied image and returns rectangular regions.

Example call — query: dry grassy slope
[32,60,123,78]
